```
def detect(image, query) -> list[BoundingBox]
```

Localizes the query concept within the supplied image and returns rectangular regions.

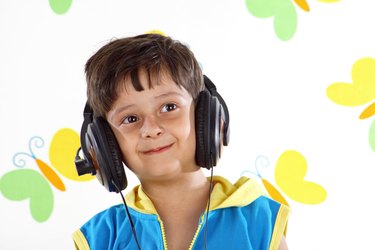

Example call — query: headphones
[75,75,230,192]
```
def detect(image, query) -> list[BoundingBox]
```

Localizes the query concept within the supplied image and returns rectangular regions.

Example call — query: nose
[140,116,163,138]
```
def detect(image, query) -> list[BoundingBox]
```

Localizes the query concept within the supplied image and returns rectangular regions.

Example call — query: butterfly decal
[245,0,341,41]
[326,57,375,151]
[242,150,327,206]
[146,30,167,36]
[0,128,94,222]
[49,0,73,14]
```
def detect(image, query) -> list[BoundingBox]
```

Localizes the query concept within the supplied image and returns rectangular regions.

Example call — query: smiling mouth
[143,143,174,155]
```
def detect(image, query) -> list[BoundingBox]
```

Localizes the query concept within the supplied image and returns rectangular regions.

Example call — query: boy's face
[106,70,199,182]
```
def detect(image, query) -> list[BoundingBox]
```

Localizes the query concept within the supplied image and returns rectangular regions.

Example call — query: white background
[1,1,375,249]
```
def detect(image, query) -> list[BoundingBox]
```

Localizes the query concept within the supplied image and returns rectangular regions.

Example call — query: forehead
[119,67,174,91]
[113,70,191,104]
[120,69,180,94]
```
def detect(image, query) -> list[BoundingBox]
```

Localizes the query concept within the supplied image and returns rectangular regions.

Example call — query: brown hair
[85,33,204,117]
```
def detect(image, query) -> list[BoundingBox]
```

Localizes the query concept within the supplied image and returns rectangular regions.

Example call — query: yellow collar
[125,176,266,215]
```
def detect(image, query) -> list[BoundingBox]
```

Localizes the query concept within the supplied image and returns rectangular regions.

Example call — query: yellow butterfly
[242,150,327,206]
[0,128,94,222]
[146,30,167,36]
[326,57,375,151]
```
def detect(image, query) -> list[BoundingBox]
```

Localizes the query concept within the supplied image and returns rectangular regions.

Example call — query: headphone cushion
[195,91,211,168]
[92,117,127,191]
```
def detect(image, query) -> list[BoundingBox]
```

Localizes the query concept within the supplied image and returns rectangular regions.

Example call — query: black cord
[112,180,142,250]
[204,167,214,250]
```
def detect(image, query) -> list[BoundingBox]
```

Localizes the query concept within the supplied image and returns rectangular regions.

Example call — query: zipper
[158,217,169,250]
[188,213,205,250]
[158,214,205,250]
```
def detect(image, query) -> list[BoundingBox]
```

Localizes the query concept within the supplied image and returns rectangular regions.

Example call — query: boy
[73,33,289,250]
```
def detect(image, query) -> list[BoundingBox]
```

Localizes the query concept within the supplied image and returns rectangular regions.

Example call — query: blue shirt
[73,176,290,250]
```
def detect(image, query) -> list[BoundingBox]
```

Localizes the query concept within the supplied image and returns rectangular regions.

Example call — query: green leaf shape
[49,0,73,15]
[0,169,54,222]
[245,0,298,41]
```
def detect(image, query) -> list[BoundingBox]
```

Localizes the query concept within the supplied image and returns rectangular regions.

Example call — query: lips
[142,143,174,155]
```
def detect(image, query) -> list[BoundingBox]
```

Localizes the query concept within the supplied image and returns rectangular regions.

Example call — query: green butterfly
[49,0,73,14]
[245,0,340,41]
[1,168,54,222]
[0,129,94,222]
[246,0,297,41]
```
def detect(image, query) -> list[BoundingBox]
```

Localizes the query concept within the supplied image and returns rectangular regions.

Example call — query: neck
[139,169,212,250]
[140,169,209,204]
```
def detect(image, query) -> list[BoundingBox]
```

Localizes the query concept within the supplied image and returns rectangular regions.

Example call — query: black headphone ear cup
[195,90,221,169]
[88,117,127,192]
[195,91,210,169]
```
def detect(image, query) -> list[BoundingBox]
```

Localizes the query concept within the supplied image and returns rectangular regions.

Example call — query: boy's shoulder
[72,204,125,250]
[80,204,125,233]
[210,175,289,215]
[209,175,268,209]
[73,203,162,249]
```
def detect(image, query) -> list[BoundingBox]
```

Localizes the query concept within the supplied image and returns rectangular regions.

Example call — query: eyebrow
[154,91,185,100]
[111,104,135,118]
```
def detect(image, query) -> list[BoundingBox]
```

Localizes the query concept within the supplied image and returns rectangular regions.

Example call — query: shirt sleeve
[268,201,290,250]
[252,195,290,250]
[72,205,122,250]
[72,229,90,250]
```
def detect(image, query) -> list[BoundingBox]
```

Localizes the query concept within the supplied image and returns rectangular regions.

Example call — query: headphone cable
[204,167,214,250]
[113,180,142,250]
[113,168,214,250]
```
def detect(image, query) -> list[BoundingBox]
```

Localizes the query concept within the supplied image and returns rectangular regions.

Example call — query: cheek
[119,137,135,159]
[180,109,197,151]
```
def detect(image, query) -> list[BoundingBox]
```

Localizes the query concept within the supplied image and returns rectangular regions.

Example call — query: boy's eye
[123,115,138,124]
[161,103,177,113]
